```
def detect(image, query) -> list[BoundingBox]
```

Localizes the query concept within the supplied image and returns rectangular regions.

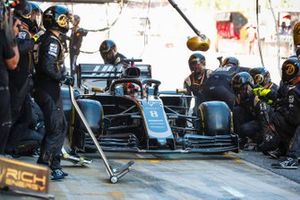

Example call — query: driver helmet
[124,82,139,97]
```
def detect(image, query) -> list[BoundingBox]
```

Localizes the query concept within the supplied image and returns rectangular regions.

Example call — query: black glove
[258,127,280,152]
[63,75,74,86]
[190,83,201,94]
[296,47,300,59]
[77,28,88,37]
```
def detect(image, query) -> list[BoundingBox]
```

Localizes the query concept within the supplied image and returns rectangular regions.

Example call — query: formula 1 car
[62,61,239,154]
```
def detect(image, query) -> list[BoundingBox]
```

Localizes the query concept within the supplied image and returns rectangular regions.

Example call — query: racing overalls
[184,69,212,116]
[233,91,264,147]
[201,66,249,110]
[233,81,279,148]
[33,31,67,170]
[0,30,16,154]
[7,26,35,153]
[267,80,300,158]
[104,52,128,90]
[69,27,87,77]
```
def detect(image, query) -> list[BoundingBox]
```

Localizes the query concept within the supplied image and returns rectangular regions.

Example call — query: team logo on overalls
[285,64,295,75]
[289,95,294,103]
[254,74,264,84]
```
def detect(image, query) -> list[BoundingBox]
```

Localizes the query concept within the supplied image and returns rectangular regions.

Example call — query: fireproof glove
[63,75,74,86]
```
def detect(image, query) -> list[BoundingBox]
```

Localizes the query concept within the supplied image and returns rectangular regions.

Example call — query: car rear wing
[77,63,152,88]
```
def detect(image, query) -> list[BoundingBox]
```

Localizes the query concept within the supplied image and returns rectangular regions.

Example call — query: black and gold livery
[0,156,49,194]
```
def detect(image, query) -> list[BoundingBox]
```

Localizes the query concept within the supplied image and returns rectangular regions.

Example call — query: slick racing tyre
[198,101,232,136]
[72,99,104,150]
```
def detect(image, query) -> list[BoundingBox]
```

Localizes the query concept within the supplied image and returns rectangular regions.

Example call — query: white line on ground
[222,186,245,198]
[135,154,145,158]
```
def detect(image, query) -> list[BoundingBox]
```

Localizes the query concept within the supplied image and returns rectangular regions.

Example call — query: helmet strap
[50,29,60,38]
[264,82,273,89]
[291,76,300,85]
[20,21,29,30]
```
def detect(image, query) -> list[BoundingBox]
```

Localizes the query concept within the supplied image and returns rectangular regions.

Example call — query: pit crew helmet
[188,53,206,72]
[72,14,80,26]
[293,21,300,47]
[42,5,71,34]
[281,57,300,84]
[13,1,32,20]
[249,67,271,87]
[22,2,43,34]
[231,72,254,97]
[222,56,240,67]
[99,39,118,64]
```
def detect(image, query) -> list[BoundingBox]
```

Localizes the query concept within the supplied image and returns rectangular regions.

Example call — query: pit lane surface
[2,152,300,200]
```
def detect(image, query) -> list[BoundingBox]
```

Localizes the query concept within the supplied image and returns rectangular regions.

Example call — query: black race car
[62,61,239,154]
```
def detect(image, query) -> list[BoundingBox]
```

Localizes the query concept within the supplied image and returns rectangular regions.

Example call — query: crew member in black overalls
[69,14,87,77]
[34,5,73,180]
[99,39,127,65]
[6,2,35,154]
[202,56,248,110]
[249,67,278,106]
[99,39,127,89]
[0,3,20,155]
[269,57,300,169]
[183,53,212,116]
[231,72,269,149]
